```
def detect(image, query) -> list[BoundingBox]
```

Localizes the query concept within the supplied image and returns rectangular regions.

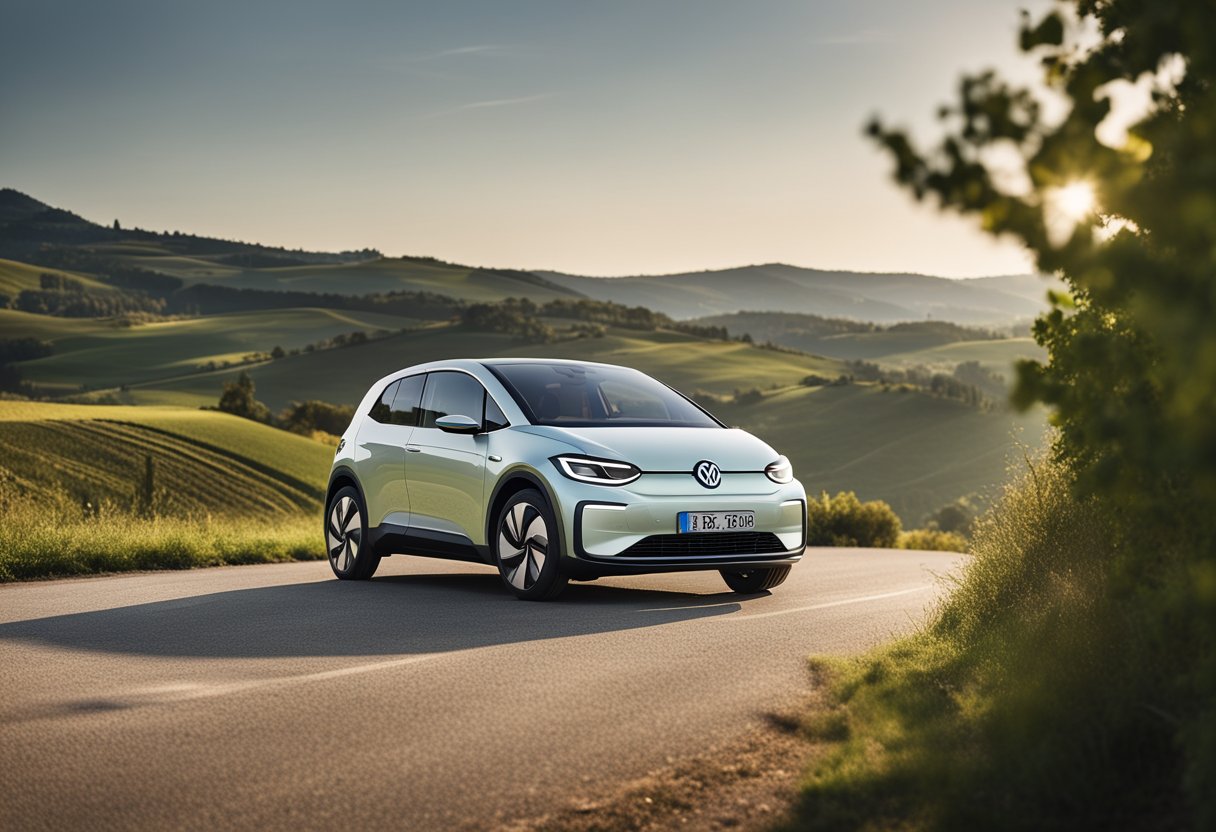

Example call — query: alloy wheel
[498,501,548,591]
[327,494,362,573]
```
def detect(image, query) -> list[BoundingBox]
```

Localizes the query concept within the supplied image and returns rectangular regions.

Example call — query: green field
[4,307,419,392]
[99,250,581,301]
[134,323,848,410]
[712,384,1049,524]
[0,402,332,515]
[881,337,1045,375]
[0,258,114,296]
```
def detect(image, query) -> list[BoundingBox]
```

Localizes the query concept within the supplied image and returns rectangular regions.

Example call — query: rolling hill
[710,384,1050,524]
[0,307,420,393]
[2,188,1053,324]
[121,322,848,411]
[0,401,332,516]
[689,311,1011,361]
[542,264,1058,324]
[0,186,1053,527]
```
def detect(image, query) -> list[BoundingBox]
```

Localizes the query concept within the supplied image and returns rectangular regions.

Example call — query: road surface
[0,549,962,830]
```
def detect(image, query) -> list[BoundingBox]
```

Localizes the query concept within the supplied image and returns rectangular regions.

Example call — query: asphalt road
[0,549,963,831]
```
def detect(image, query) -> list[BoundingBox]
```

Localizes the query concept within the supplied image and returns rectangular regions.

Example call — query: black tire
[494,488,568,601]
[325,485,381,580]
[720,565,791,593]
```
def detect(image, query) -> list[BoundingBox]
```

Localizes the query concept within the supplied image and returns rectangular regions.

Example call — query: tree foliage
[868,0,1216,821]
[216,372,270,424]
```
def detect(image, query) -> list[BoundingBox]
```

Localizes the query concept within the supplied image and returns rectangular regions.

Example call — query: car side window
[419,371,487,429]
[484,395,510,431]
[389,374,425,426]
[368,380,399,424]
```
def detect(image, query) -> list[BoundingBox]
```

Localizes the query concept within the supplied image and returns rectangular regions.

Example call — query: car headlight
[552,455,641,485]
[765,455,793,484]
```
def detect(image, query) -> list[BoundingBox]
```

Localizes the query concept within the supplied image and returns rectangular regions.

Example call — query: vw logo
[693,460,722,489]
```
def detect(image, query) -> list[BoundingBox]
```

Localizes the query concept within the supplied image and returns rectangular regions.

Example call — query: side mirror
[435,414,481,434]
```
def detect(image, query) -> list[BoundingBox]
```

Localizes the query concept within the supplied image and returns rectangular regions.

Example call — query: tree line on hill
[458,297,731,343]
[0,190,380,266]
[210,372,354,441]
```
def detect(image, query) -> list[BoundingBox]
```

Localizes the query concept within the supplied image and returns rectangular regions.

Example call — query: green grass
[0,402,333,514]
[713,384,1049,524]
[0,402,332,581]
[881,337,1045,376]
[0,505,320,581]
[5,307,418,392]
[784,457,1190,830]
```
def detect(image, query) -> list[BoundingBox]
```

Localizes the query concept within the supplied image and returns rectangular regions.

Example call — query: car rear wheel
[326,485,381,580]
[720,565,791,593]
[495,489,567,601]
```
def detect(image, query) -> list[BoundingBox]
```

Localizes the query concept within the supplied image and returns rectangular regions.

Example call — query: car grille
[616,531,787,559]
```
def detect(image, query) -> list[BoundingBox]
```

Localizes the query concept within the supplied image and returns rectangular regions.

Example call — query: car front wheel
[720,565,791,593]
[495,489,568,601]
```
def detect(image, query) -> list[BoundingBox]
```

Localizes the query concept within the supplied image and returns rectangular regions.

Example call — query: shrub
[897,528,968,552]
[731,387,765,405]
[0,337,53,364]
[277,400,355,437]
[807,491,901,548]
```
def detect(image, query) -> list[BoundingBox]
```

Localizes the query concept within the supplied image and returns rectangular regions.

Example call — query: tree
[867,0,1215,821]
[216,372,270,423]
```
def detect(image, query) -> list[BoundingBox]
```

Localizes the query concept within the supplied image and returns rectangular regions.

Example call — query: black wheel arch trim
[486,466,566,559]
[327,465,366,509]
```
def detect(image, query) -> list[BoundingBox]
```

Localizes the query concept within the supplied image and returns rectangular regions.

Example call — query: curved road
[0,549,962,830]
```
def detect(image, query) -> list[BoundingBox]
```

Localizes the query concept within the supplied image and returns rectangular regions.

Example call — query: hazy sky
[1,0,1047,277]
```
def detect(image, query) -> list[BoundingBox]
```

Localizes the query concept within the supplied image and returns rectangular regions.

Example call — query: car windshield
[489,363,721,428]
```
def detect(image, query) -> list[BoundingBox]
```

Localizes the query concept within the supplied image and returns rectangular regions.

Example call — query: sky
[0,0,1049,277]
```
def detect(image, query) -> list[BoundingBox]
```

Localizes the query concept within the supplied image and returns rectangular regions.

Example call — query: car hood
[513,425,780,472]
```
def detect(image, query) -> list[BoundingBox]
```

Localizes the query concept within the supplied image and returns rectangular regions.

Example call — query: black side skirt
[369,523,493,565]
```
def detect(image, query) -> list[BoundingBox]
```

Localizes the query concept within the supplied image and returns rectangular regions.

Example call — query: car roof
[476,357,632,371]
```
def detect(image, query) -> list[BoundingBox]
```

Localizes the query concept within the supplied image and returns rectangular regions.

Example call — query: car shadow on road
[0,568,750,659]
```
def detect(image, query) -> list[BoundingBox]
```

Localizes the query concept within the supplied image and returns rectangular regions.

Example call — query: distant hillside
[543,264,1056,325]
[3,188,1056,322]
[690,311,1007,361]
[0,189,579,304]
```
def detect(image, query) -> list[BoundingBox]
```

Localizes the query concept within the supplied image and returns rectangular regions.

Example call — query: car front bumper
[553,472,806,575]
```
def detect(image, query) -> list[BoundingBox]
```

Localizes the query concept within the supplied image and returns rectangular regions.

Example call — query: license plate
[677,511,755,533]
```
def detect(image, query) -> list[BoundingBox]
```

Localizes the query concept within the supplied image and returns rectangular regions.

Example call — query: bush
[924,495,980,537]
[807,491,901,548]
[731,387,765,405]
[277,400,354,437]
[897,528,968,552]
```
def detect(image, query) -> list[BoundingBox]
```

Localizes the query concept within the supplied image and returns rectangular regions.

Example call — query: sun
[1052,181,1096,222]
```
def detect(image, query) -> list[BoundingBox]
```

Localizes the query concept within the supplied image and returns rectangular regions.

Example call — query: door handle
[406,446,422,453]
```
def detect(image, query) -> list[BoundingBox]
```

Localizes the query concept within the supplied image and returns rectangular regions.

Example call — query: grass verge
[0,504,320,581]
[783,455,1196,830]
